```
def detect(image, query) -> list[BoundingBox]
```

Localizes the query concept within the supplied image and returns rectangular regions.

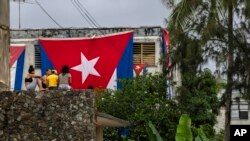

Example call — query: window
[231,103,249,120]
[133,42,155,66]
[34,45,41,68]
[239,104,248,119]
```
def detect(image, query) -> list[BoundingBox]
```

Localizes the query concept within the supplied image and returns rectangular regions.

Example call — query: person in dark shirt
[24,65,45,91]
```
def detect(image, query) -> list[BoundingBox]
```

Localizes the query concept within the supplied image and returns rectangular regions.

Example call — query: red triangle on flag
[10,46,25,66]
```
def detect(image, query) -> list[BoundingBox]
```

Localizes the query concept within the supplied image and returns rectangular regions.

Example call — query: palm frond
[161,0,175,8]
[168,0,202,31]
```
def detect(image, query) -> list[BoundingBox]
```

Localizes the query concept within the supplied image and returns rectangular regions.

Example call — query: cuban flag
[162,28,171,70]
[38,31,133,89]
[133,64,144,76]
[10,45,25,91]
[162,28,173,99]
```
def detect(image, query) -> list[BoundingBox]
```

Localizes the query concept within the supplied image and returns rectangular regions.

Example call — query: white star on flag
[71,53,101,84]
[135,65,141,70]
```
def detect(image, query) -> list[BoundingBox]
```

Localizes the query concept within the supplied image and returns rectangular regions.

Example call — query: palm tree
[161,0,250,140]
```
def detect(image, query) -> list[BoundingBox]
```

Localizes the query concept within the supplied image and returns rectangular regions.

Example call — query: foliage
[146,116,211,141]
[211,130,224,141]
[193,127,209,141]
[97,71,220,140]
[146,121,163,141]
[175,114,193,141]
[175,114,210,141]
[138,114,212,141]
[161,0,250,139]
[175,69,220,139]
[97,73,180,141]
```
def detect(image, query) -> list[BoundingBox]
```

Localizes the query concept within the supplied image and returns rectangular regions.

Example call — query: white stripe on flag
[107,68,117,90]
[11,61,17,91]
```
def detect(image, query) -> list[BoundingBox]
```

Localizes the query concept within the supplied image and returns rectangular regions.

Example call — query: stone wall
[0,90,96,141]
[0,81,9,92]
[0,0,10,88]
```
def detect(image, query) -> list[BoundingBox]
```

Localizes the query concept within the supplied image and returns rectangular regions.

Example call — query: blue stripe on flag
[38,44,55,75]
[14,50,25,90]
[117,35,133,89]
[162,31,167,57]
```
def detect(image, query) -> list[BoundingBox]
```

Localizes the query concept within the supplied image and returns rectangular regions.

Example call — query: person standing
[58,65,72,90]
[24,65,45,91]
[46,70,58,90]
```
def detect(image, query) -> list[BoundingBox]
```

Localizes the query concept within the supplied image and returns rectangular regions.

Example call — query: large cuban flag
[38,31,133,89]
[10,45,25,91]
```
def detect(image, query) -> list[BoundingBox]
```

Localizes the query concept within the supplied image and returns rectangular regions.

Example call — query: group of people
[24,65,72,91]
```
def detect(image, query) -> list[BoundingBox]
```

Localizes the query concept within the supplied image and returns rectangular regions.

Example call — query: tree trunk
[224,1,234,141]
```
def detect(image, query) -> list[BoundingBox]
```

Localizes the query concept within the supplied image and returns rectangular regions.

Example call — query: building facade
[10,26,176,90]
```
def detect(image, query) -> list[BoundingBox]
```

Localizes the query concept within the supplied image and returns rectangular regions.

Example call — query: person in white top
[24,65,45,91]
[58,65,72,90]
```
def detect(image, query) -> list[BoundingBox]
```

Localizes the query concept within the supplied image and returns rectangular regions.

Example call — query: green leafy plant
[175,69,220,139]
[97,71,220,140]
[146,121,163,141]
[193,128,209,141]
[145,114,210,141]
[175,114,193,141]
[97,73,180,140]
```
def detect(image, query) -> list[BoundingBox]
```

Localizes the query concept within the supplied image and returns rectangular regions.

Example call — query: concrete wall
[10,27,162,38]
[0,90,96,141]
[214,90,250,132]
[0,0,10,89]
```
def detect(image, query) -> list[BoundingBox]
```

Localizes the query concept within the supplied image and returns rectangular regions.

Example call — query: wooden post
[0,0,10,91]
[96,126,103,141]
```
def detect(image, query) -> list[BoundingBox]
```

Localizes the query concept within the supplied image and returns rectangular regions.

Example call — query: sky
[10,0,171,29]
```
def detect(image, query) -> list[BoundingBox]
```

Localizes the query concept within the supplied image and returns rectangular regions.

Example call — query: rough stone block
[0,90,96,141]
